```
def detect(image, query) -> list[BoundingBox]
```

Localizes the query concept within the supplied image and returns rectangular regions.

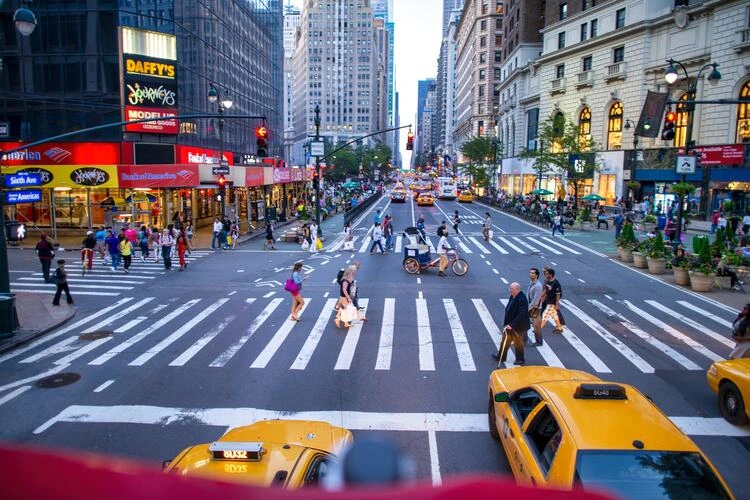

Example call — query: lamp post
[313,104,322,235]
[0,1,37,336]
[663,58,721,242]
[208,84,233,220]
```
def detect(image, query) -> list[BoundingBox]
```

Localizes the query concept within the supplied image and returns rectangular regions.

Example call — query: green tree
[459,136,503,192]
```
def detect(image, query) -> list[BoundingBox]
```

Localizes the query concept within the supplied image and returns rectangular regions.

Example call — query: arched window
[551,112,565,153]
[674,94,689,147]
[737,81,750,144]
[578,107,591,140]
[607,101,623,150]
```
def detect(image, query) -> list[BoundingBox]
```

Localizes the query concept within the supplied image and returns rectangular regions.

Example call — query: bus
[436,176,458,200]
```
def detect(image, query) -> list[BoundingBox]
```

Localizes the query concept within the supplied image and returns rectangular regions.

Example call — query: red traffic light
[217,176,226,187]
[665,111,677,123]
[255,126,268,139]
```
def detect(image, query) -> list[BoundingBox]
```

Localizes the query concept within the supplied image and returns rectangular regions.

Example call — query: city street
[0,192,747,492]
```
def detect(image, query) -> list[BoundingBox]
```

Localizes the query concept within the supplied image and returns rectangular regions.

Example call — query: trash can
[657,215,667,230]
[0,293,18,336]
[5,221,20,242]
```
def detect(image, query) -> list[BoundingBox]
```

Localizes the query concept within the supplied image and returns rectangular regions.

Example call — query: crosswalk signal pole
[314,104,322,236]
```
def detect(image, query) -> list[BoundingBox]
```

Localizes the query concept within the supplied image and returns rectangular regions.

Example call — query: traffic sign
[4,173,42,187]
[5,189,42,204]
[675,155,696,174]
[212,166,230,175]
[310,141,325,157]
[219,159,229,168]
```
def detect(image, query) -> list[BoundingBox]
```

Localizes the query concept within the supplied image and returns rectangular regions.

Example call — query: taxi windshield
[575,450,730,499]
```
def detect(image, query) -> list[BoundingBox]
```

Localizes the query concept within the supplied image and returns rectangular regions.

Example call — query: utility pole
[314,104,322,236]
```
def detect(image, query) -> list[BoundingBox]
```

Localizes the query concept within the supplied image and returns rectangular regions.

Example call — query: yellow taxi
[164,420,353,488]
[416,192,434,206]
[488,366,733,498]
[458,190,473,203]
[391,188,407,203]
[707,358,750,425]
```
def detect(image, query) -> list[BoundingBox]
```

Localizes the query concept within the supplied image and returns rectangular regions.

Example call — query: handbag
[529,306,539,318]
[488,229,494,239]
[344,303,357,323]
[315,238,323,251]
[301,240,310,251]
[284,278,300,293]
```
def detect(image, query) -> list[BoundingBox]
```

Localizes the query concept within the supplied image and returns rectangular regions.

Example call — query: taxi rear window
[574,450,730,499]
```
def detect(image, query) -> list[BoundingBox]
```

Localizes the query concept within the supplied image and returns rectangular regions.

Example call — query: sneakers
[553,328,564,334]
[513,360,525,366]
[124,268,129,273]
[438,271,446,277]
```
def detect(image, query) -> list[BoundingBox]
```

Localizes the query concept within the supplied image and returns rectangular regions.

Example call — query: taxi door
[519,402,567,489]
[500,388,544,486]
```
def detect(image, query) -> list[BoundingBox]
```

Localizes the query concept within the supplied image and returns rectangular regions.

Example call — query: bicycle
[403,247,469,276]
[81,248,93,276]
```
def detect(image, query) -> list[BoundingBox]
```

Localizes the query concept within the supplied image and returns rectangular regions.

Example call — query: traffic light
[312,169,319,190]
[256,126,268,157]
[406,130,414,150]
[217,175,226,191]
[661,109,677,141]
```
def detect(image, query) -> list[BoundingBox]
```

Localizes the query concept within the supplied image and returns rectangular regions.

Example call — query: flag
[636,90,669,138]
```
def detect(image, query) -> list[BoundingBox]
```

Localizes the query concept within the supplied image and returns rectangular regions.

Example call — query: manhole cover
[36,372,80,388]
[79,330,113,341]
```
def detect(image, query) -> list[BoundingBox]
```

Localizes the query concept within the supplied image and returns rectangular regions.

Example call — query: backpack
[336,268,345,285]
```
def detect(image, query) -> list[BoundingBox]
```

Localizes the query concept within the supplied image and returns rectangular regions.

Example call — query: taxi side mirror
[162,460,172,470]
[494,392,509,403]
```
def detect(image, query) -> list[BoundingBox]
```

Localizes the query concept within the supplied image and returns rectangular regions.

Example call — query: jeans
[211,231,220,249]
[40,259,52,282]
[162,245,172,269]
[385,233,393,250]
[110,253,121,270]
[614,224,623,240]
[552,223,564,236]
[369,239,384,253]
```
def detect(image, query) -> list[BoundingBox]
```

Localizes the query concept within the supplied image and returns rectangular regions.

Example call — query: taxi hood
[220,420,352,454]
[490,366,600,392]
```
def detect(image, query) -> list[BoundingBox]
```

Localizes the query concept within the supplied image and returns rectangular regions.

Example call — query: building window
[495,51,502,62]
[613,46,624,63]
[527,108,539,150]
[559,2,567,20]
[558,31,566,49]
[607,101,623,150]
[479,69,486,80]
[580,23,588,42]
[481,19,487,30]
[674,94,689,147]
[480,36,487,47]
[556,64,565,79]
[478,120,485,136]
[479,85,485,97]
[494,68,502,78]
[480,52,487,63]
[615,8,626,29]
[590,19,598,38]
[582,56,592,71]
[482,2,488,15]
[737,81,750,143]
[582,0,595,10]
[578,107,591,139]
[496,1,504,14]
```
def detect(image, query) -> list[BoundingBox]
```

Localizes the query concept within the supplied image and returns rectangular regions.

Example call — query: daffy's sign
[122,54,178,134]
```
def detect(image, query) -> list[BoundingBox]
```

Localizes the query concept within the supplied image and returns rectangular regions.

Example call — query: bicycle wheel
[403,257,420,274]
[451,258,469,276]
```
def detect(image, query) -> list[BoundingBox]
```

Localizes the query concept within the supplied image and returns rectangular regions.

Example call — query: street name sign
[5,173,42,187]
[675,155,696,175]
[219,159,229,168]
[5,189,42,204]
[310,141,325,156]
[212,166,230,175]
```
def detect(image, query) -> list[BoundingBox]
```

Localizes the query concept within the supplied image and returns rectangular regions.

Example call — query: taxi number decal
[592,389,610,397]
[224,463,248,474]
[222,450,248,460]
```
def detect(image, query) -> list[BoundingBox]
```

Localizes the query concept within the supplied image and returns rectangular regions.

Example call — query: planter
[641,222,656,233]
[632,251,647,268]
[673,267,690,286]
[646,256,666,274]
[714,275,732,290]
[618,247,634,263]
[689,271,715,292]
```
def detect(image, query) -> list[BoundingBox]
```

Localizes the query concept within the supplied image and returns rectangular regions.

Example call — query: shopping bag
[540,305,560,329]
[284,279,299,293]
[227,235,232,244]
[315,238,324,251]
[488,229,494,239]
[344,303,357,323]
[301,240,310,251]
[343,240,354,251]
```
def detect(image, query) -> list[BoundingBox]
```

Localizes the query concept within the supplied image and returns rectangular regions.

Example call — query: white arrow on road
[255,280,282,288]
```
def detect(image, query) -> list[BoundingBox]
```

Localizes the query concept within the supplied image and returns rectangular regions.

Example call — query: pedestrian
[368,223,385,254]
[742,213,750,236]
[416,214,426,244]
[528,268,544,346]
[176,231,188,271]
[437,227,449,277]
[288,261,306,321]
[185,221,195,254]
[613,211,624,240]
[729,304,750,359]
[119,234,133,273]
[161,228,174,270]
[264,222,277,250]
[437,220,448,238]
[51,259,74,306]
[211,218,223,249]
[482,212,492,241]
[150,227,161,262]
[711,210,719,234]
[718,213,728,232]
[493,282,529,366]
[541,267,565,334]
[105,230,121,272]
[552,212,565,237]
[452,210,461,234]
[342,221,354,251]
[95,225,108,262]
[383,215,394,252]
[79,231,96,271]
[230,220,239,250]
[123,223,138,248]
[334,266,355,328]
[373,209,381,226]
[34,233,55,282]
[309,222,319,253]
[138,225,150,262]
[665,218,676,243]
[596,208,608,229]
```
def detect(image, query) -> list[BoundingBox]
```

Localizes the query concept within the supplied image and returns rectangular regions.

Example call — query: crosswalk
[1,292,735,376]
[327,233,583,256]
[10,251,213,297]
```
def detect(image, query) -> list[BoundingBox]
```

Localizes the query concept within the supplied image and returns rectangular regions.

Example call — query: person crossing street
[527,268,543,346]
[482,212,492,241]
[493,282,529,365]
[541,267,565,334]
[437,228,449,277]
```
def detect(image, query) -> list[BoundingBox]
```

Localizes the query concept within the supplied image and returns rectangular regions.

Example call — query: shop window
[674,93,689,148]
[736,81,750,143]
[607,101,623,150]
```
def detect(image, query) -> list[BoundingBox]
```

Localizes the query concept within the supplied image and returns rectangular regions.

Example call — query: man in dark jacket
[34,233,55,282]
[494,282,529,365]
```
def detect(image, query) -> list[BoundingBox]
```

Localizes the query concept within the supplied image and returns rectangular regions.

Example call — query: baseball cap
[86,231,93,235]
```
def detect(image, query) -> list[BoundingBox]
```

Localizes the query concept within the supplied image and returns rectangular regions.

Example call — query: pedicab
[401,227,468,276]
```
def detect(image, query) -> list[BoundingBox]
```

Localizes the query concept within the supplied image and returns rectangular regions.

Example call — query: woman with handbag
[286,261,306,321]
[334,267,355,328]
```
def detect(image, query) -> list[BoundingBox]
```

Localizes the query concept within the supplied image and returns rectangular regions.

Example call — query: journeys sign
[122,53,178,134]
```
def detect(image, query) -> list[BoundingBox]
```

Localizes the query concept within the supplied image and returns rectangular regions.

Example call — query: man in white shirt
[211,218,223,250]
[437,228,449,277]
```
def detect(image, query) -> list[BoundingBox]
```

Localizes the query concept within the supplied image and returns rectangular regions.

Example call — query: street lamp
[208,84,233,219]
[663,58,721,242]
[13,1,37,36]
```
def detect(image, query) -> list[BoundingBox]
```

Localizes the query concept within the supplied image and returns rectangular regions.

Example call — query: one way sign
[675,155,696,174]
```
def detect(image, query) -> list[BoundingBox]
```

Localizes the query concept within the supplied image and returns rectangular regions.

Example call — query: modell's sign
[122,54,178,134]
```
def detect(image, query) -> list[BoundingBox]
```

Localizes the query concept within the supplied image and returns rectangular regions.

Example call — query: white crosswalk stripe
[452,237,473,254]
[487,238,509,254]
[6,294,735,377]
[541,237,582,255]
[467,237,490,254]
[395,235,404,253]
[677,301,733,328]
[498,237,524,253]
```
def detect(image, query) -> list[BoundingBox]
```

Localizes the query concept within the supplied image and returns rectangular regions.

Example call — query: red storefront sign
[681,144,745,165]
[0,141,121,165]
[175,145,234,165]
[124,106,178,134]
[246,167,264,187]
[290,168,305,182]
[118,164,199,188]
[273,167,291,184]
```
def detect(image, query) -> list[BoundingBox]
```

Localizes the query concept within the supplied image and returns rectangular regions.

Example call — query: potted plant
[688,240,716,292]
[632,238,650,269]
[576,206,593,230]
[646,231,670,274]
[616,222,638,262]
[672,252,691,286]
[641,213,658,233]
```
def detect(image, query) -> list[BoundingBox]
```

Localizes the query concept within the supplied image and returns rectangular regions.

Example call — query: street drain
[79,330,113,341]
[36,372,80,389]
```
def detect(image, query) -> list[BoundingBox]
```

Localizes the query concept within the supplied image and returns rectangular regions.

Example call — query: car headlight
[708,364,717,377]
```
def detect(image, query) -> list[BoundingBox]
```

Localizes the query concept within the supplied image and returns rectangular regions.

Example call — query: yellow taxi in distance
[488,366,733,498]
[164,420,353,489]
[707,357,750,425]
[458,190,473,203]
[416,192,434,206]
[391,189,407,202]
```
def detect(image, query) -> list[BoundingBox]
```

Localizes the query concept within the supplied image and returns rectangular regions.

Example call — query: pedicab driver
[437,227,449,277]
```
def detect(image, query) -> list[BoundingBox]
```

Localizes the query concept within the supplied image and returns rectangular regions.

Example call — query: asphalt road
[0,191,747,494]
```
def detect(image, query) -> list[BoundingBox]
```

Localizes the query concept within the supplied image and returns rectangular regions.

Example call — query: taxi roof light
[574,383,627,400]
[209,442,264,462]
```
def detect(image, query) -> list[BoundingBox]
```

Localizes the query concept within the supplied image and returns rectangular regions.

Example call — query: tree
[459,136,503,192]
[519,113,600,203]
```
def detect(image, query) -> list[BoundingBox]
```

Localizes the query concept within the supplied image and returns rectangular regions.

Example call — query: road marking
[170,314,237,366]
[493,269,499,274]
[497,237,524,253]
[250,301,310,369]
[418,291,423,299]
[0,385,31,407]
[452,237,472,254]
[263,291,276,298]
[211,299,283,367]
[551,320,610,373]
[375,298,395,370]
[526,237,562,255]
[472,299,502,352]
[395,235,403,252]
[416,299,435,371]
[93,380,115,393]
[646,300,733,348]
[487,238,509,254]
[676,301,733,328]
[467,237,490,254]
[443,299,476,371]
[500,277,508,284]
[0,363,70,393]
[541,237,582,255]
[291,299,337,370]
[335,299,369,370]
[577,278,585,283]
[428,430,441,486]
[513,237,541,253]
[358,237,371,253]
[54,337,112,365]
